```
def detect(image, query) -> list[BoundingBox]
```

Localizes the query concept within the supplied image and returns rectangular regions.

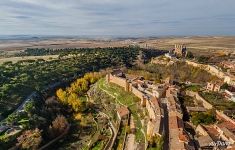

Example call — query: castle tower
[174,44,187,57]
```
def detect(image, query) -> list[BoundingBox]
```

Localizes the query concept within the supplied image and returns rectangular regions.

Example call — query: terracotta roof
[217,121,235,131]
[117,106,129,118]
[169,116,184,129]
[226,145,235,150]
[169,116,178,129]
[179,132,189,143]
[197,135,214,147]
[203,125,220,140]
[221,127,235,141]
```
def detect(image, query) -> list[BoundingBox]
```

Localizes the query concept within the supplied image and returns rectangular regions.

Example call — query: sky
[0,0,235,37]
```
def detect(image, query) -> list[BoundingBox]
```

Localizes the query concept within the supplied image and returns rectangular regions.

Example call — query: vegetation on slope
[128,61,219,84]
[0,47,139,117]
[97,78,145,144]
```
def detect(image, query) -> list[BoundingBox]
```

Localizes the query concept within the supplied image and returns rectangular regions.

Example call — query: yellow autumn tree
[56,88,67,104]
[67,93,81,112]
[74,113,82,120]
[81,79,89,92]
[84,72,100,84]
[56,72,101,112]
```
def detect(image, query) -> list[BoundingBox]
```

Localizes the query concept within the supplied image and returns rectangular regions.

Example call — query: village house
[214,121,235,148]
[117,106,130,121]
[195,125,217,149]
[224,90,235,102]
[206,82,223,92]
[224,75,235,86]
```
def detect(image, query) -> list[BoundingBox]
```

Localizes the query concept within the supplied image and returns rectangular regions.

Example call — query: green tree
[186,51,194,59]
[221,83,229,90]
[24,101,36,116]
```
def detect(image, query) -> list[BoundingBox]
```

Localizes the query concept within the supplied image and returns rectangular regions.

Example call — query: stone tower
[174,44,187,57]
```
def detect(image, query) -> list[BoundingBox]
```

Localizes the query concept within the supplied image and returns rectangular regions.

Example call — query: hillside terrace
[106,70,164,138]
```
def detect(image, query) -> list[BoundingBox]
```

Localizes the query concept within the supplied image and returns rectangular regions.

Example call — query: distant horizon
[0,34,235,40]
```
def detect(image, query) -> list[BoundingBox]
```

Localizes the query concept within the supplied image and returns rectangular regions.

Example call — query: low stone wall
[146,100,156,120]
[186,90,235,125]
[109,75,128,91]
[195,93,213,109]
[185,90,213,109]
[107,73,147,106]
[216,110,235,126]
[185,90,196,97]
[185,60,203,68]
[131,86,144,100]
[186,60,225,79]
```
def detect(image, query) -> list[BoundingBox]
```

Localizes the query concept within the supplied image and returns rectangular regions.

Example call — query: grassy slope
[97,78,145,143]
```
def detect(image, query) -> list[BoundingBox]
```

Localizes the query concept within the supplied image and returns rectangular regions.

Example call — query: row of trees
[56,72,102,113]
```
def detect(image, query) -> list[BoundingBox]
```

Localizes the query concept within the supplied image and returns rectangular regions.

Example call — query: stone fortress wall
[130,86,146,105]
[186,60,235,85]
[106,74,129,91]
[106,72,162,137]
[186,60,225,78]
[186,90,235,126]
[106,73,146,104]
[186,90,213,109]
